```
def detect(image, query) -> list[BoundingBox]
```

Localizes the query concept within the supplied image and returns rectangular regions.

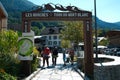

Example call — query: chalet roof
[40,27,63,35]
[106,30,120,37]
[0,1,8,18]
[25,3,89,13]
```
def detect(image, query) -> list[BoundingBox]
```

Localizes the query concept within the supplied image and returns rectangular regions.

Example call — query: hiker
[68,48,75,65]
[37,47,42,57]
[62,48,67,66]
[42,45,50,67]
[52,46,58,66]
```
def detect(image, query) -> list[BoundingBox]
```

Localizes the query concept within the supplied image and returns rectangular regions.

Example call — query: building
[106,30,120,48]
[93,36,106,43]
[40,26,63,48]
[0,1,8,30]
[34,36,46,49]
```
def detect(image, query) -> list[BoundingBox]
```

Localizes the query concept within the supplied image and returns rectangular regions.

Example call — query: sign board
[24,12,90,18]
[22,12,91,21]
[18,38,33,56]
[18,30,34,60]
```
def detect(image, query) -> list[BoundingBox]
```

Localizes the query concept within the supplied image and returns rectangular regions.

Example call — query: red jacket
[43,47,50,55]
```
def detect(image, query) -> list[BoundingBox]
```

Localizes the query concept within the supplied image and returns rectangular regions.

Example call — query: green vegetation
[92,29,109,37]
[93,29,109,46]
[32,47,39,72]
[0,30,18,55]
[98,39,109,46]
[31,55,39,72]
[0,29,41,79]
[60,21,83,48]
[31,21,64,35]
[31,26,41,35]
[0,30,20,79]
[0,71,17,80]
[60,40,71,48]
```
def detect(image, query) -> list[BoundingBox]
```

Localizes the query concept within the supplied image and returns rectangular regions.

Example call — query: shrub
[0,30,20,77]
[31,55,39,72]
[31,47,39,72]
[0,71,17,80]
[0,53,20,76]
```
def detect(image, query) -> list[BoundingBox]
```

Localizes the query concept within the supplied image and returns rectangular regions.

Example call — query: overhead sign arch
[22,3,94,78]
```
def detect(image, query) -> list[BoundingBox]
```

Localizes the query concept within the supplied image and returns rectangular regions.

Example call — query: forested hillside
[0,0,35,23]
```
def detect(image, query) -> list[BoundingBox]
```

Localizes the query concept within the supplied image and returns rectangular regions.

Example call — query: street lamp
[94,0,98,58]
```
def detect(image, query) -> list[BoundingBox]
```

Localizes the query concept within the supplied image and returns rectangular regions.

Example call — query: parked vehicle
[104,49,110,55]
[116,51,120,56]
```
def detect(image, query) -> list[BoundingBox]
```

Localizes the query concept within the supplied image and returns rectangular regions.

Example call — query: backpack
[53,48,58,55]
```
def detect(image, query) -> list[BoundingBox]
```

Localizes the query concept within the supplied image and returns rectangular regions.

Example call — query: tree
[61,39,71,48]
[31,26,41,35]
[98,38,109,46]
[60,21,84,48]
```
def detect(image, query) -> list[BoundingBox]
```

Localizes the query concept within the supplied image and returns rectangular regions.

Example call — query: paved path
[29,53,84,80]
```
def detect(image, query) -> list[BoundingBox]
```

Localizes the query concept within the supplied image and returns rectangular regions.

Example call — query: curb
[73,66,90,80]
[24,68,42,80]
[73,66,84,78]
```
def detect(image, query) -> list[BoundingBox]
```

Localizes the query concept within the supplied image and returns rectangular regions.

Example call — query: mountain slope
[96,17,120,30]
[0,0,35,11]
[0,0,36,23]
[115,22,120,26]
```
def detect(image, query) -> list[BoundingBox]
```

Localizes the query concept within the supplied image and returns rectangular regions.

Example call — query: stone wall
[94,55,120,80]
[94,65,120,80]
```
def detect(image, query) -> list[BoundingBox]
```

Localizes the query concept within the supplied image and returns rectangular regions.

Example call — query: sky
[28,0,120,23]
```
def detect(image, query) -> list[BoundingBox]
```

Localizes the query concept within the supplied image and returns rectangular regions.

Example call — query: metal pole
[94,0,98,58]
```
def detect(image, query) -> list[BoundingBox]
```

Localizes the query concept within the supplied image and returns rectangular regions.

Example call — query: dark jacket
[52,47,58,55]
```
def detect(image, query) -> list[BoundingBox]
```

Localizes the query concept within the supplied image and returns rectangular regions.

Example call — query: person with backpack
[52,46,58,66]
[42,45,50,68]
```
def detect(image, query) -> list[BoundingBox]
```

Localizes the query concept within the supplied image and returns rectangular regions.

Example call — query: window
[49,28,54,34]
[53,36,57,40]
[59,41,61,45]
[48,41,52,45]
[53,41,57,45]
[49,36,51,40]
